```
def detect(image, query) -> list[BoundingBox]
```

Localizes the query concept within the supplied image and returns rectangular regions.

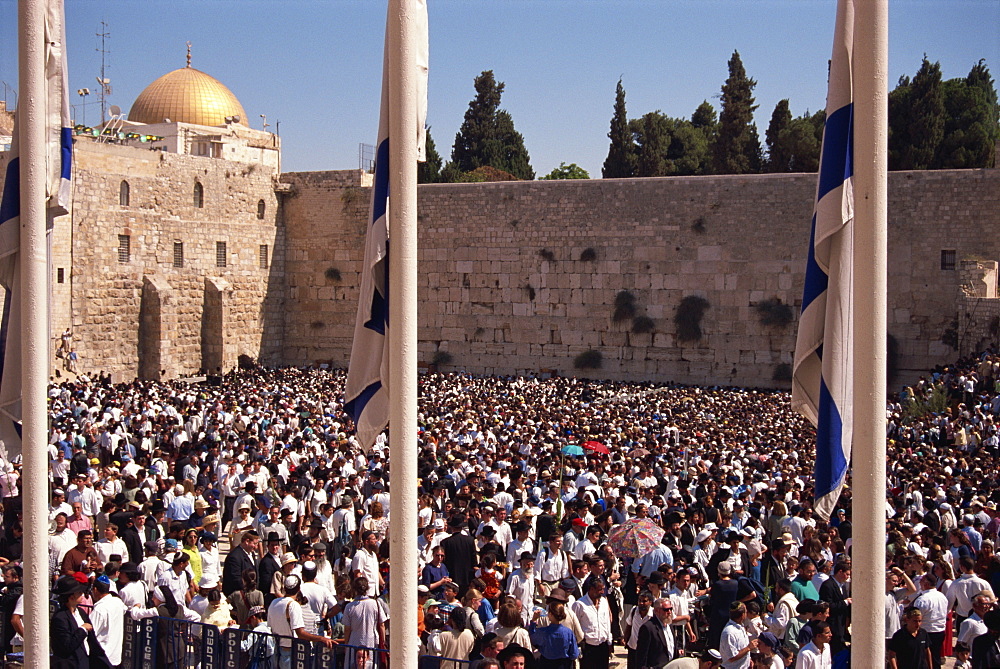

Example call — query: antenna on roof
[95,21,112,122]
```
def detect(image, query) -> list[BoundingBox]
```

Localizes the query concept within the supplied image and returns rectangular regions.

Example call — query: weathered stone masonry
[1,138,998,387]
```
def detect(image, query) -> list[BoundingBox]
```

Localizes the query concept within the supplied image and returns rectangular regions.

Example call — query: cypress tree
[906,57,946,169]
[635,112,670,177]
[450,70,533,180]
[418,127,442,184]
[765,99,793,172]
[712,51,762,174]
[934,60,999,169]
[602,78,637,178]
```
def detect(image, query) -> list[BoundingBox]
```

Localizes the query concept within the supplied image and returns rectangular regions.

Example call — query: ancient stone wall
[280,168,1000,388]
[3,138,997,387]
[0,139,286,380]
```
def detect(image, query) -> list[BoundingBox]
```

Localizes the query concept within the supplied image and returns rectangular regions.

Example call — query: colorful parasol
[606,517,666,558]
[561,444,585,456]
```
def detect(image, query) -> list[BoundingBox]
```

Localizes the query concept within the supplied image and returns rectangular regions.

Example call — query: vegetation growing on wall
[755,297,793,327]
[613,291,637,323]
[574,349,603,370]
[632,316,655,334]
[675,295,711,342]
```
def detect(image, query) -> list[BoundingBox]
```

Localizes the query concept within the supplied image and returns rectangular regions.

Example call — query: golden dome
[128,66,247,127]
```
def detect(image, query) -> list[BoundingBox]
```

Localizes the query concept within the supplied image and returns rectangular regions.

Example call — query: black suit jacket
[222,545,257,595]
[635,616,673,668]
[258,552,282,599]
[51,605,112,669]
[819,576,851,651]
[441,531,477,590]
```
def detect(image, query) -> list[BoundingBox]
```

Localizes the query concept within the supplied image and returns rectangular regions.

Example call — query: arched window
[193,182,204,208]
[119,180,130,206]
[257,199,266,220]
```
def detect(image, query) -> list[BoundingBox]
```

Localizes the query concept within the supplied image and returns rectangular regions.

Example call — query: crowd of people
[1,349,1000,668]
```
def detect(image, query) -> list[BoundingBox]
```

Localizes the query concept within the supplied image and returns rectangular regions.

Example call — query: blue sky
[1,0,997,177]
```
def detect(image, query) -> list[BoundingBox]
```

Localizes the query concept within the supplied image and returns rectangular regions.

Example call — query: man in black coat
[635,597,675,668]
[51,574,112,669]
[819,561,852,655]
[440,514,477,595]
[222,529,259,595]
[257,531,284,604]
[707,531,752,582]
[120,513,145,564]
[761,538,791,604]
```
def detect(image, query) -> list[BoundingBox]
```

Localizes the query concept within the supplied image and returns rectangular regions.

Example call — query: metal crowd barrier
[119,616,470,669]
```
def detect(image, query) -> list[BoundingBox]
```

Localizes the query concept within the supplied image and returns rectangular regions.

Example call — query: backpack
[480,569,501,601]
[738,575,767,608]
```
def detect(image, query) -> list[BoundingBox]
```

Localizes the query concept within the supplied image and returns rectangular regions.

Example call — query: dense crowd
[1,350,1000,668]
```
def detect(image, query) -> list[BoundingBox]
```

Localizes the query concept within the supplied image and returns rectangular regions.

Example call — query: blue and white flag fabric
[0,0,73,461]
[791,0,855,522]
[344,0,428,449]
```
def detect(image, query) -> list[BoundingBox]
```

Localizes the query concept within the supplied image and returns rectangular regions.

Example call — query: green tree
[691,100,718,133]
[602,78,637,178]
[450,70,534,180]
[934,60,999,168]
[665,119,712,175]
[765,99,793,172]
[633,112,670,177]
[779,116,822,172]
[541,162,590,180]
[889,57,945,170]
[712,51,762,174]
[887,74,913,170]
[417,127,442,184]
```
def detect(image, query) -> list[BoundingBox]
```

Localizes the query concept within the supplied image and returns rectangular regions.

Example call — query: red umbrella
[582,440,610,455]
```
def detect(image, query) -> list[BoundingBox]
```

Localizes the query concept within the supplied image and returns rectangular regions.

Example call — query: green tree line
[418,56,998,184]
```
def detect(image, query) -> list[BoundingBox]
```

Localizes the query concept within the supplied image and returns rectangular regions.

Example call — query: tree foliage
[630,111,712,177]
[541,162,590,180]
[765,99,792,172]
[417,127,442,184]
[934,60,999,168]
[449,70,534,181]
[712,51,762,174]
[890,57,998,170]
[603,79,638,178]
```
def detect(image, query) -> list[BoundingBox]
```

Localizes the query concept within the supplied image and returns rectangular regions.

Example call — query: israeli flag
[344,0,428,449]
[792,0,855,522]
[0,0,73,461]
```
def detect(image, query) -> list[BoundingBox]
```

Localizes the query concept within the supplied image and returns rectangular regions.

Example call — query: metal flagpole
[851,0,888,665]
[18,0,52,667]
[387,0,419,666]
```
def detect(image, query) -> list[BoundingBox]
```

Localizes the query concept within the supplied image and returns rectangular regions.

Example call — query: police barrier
[119,616,471,669]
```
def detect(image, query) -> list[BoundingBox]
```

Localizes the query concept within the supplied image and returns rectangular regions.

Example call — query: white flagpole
[851,0,888,665]
[18,0,52,667]
[387,0,419,666]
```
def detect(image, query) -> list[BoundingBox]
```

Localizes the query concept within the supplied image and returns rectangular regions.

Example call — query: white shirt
[572,593,613,646]
[95,537,128,565]
[91,594,128,665]
[506,569,536,624]
[720,619,751,669]
[795,641,832,669]
[946,573,994,617]
[267,597,305,649]
[914,587,949,633]
[958,613,988,646]
[350,548,380,597]
[624,606,653,650]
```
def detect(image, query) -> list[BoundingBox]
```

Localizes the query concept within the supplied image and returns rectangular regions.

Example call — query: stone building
[1,63,999,388]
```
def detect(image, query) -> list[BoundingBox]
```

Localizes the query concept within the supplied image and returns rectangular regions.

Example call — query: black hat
[54,574,88,597]
[496,643,535,669]
[267,531,281,543]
